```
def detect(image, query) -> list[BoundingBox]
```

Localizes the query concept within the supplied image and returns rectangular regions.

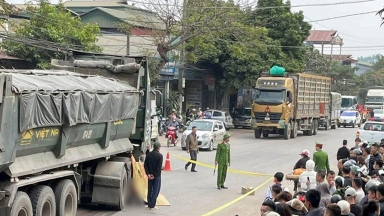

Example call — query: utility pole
[178,0,188,116]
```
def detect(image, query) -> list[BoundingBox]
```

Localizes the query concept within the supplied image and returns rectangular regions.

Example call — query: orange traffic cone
[164,152,171,171]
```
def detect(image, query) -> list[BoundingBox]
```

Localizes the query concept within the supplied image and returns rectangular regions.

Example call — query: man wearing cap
[337,200,355,216]
[215,133,231,190]
[344,187,363,216]
[313,142,330,173]
[337,140,350,161]
[144,142,163,210]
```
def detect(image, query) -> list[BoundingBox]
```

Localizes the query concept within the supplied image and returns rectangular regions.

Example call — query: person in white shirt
[298,160,317,191]
[264,172,289,201]
[352,177,365,203]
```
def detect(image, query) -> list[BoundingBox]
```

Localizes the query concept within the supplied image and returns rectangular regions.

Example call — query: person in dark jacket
[144,142,163,210]
[294,150,310,169]
[304,189,325,216]
[293,149,310,192]
[338,140,350,161]
[375,184,384,216]
[369,144,382,172]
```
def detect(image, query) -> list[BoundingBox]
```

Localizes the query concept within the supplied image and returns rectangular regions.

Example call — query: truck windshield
[341,98,353,108]
[243,109,251,116]
[366,97,383,103]
[254,89,285,104]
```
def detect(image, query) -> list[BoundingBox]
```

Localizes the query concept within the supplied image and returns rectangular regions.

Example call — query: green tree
[248,0,311,71]
[304,48,332,74]
[372,55,384,71]
[2,0,101,68]
[379,8,384,26]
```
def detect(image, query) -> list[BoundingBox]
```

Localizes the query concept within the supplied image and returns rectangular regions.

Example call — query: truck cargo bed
[294,73,331,119]
[0,70,140,178]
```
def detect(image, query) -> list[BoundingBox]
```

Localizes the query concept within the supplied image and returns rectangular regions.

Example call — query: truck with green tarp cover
[0,53,153,216]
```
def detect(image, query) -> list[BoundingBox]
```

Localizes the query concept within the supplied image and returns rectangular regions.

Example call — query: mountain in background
[357,54,383,63]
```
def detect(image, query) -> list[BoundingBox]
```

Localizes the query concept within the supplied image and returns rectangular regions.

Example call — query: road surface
[78,126,358,216]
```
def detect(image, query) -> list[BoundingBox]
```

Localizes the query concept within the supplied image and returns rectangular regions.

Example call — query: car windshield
[341,112,356,117]
[254,89,285,104]
[363,123,384,131]
[187,121,213,131]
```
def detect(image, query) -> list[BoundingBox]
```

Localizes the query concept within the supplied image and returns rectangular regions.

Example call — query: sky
[5,0,384,59]
[291,0,384,58]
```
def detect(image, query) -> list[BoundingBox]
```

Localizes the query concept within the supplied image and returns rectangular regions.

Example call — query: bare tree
[119,0,252,71]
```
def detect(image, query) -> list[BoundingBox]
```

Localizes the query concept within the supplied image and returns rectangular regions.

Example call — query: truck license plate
[265,117,270,121]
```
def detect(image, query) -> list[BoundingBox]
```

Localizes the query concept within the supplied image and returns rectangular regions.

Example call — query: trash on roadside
[241,186,255,195]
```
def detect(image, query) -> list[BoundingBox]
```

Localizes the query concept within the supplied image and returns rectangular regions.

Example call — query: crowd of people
[260,138,384,216]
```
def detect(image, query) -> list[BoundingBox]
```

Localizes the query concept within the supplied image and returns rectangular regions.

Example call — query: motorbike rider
[205,107,212,119]
[189,109,197,121]
[167,117,180,140]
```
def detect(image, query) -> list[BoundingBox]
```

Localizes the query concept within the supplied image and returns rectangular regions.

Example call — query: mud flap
[92,161,126,206]
[130,156,170,206]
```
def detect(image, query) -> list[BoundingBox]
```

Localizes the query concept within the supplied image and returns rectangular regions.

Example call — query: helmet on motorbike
[192,108,196,112]
[330,194,342,204]
[172,109,176,112]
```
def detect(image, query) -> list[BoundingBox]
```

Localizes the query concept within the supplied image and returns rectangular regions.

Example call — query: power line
[308,11,377,22]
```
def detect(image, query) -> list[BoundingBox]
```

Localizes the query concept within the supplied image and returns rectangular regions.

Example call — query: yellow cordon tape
[170,153,273,177]
[200,177,274,216]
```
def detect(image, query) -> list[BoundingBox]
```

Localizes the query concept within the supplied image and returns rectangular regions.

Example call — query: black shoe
[191,170,197,172]
[221,186,228,189]
[217,186,221,190]
[185,164,188,171]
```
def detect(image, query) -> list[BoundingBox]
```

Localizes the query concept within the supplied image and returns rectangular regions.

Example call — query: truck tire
[54,179,77,216]
[284,122,291,140]
[116,171,128,210]
[313,120,318,135]
[290,121,298,138]
[254,129,261,138]
[30,185,56,216]
[262,131,269,138]
[10,191,33,216]
[308,121,313,136]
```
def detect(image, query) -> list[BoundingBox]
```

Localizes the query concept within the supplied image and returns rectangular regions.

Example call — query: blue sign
[160,61,178,75]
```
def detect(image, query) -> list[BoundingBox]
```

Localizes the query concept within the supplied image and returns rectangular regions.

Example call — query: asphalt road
[78,126,358,216]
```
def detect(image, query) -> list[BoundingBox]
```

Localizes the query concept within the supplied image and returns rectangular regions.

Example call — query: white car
[338,110,361,128]
[181,119,226,151]
[373,109,384,119]
[357,121,384,144]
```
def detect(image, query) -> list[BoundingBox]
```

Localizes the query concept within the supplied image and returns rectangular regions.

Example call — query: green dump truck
[0,53,153,216]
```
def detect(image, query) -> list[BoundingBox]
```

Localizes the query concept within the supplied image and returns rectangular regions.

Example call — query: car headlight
[202,133,209,139]
[247,119,251,123]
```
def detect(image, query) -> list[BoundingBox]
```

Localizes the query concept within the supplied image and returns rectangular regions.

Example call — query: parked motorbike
[166,126,178,147]
[158,115,167,136]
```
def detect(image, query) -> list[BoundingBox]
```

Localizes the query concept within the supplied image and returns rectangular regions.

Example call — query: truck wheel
[262,132,269,138]
[54,179,77,216]
[313,120,318,135]
[284,122,291,140]
[308,121,313,136]
[116,171,128,210]
[303,130,308,135]
[10,191,33,216]
[254,129,261,138]
[30,185,56,216]
[290,121,298,138]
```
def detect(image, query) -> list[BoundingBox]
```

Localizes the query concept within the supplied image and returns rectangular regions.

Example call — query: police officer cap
[223,133,231,140]
[330,194,342,204]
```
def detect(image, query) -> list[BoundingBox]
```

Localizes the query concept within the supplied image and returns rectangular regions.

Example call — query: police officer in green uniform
[313,142,330,173]
[215,133,231,190]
